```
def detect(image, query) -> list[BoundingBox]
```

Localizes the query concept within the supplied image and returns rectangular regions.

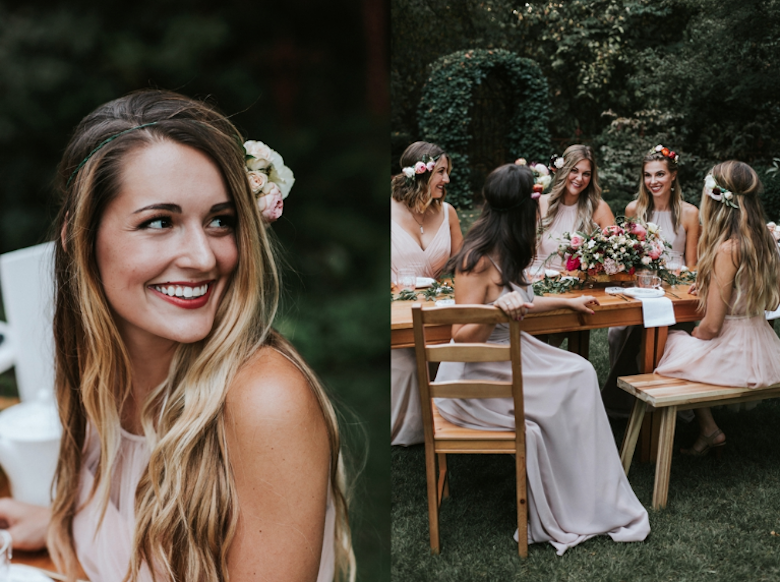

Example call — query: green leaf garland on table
[392,280,454,302]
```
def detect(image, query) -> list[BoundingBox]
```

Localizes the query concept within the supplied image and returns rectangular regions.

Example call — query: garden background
[0,1,389,580]
[391,1,780,580]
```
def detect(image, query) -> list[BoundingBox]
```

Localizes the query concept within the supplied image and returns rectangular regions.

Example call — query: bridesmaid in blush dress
[391,141,463,446]
[435,163,650,555]
[602,145,700,416]
[654,161,780,455]
[531,145,614,275]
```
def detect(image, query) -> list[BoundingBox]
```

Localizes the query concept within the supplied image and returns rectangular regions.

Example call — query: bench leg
[620,400,647,476]
[652,405,677,510]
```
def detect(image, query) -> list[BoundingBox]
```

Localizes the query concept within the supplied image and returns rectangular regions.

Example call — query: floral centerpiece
[556,217,668,283]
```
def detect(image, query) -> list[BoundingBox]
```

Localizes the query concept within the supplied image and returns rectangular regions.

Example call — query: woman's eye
[140,216,172,229]
[209,215,236,229]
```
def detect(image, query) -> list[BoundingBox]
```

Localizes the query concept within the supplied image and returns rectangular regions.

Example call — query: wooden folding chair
[412,303,527,557]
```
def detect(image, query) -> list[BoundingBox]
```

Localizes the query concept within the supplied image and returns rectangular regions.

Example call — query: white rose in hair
[244,140,273,171]
[538,174,551,189]
[534,163,549,176]
[403,167,415,178]
[267,150,296,199]
[554,157,565,169]
[724,191,733,200]
[246,170,268,195]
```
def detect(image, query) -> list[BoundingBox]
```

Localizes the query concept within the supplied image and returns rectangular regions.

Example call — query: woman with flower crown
[654,161,780,455]
[0,90,353,582]
[602,145,700,416]
[434,163,649,555]
[391,141,463,446]
[531,144,615,274]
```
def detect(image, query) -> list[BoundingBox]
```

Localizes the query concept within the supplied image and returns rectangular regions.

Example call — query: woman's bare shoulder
[625,199,638,216]
[227,347,328,440]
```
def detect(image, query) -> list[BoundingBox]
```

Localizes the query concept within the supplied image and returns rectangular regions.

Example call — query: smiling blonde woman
[0,90,353,582]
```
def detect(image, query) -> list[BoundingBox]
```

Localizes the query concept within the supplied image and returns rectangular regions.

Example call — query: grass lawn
[392,323,780,582]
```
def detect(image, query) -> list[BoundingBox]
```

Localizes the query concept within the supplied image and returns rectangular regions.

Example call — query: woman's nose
[442,172,450,184]
[177,226,217,272]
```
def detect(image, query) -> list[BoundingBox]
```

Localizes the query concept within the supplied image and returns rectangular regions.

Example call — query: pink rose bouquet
[556,217,668,277]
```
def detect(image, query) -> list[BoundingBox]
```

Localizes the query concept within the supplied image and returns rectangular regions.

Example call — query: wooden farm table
[392,284,701,461]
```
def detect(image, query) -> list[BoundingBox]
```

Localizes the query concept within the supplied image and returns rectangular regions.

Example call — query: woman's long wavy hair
[634,151,683,233]
[48,90,354,582]
[390,141,449,214]
[540,144,602,234]
[445,164,537,286]
[696,160,780,316]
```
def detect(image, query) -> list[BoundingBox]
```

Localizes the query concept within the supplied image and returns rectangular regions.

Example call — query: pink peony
[602,225,624,237]
[414,161,427,174]
[630,223,647,241]
[257,184,284,222]
[603,258,619,275]
[566,255,581,271]
[648,243,663,260]
[570,234,585,249]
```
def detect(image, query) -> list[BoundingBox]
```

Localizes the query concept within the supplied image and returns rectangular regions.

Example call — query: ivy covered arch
[418,49,551,208]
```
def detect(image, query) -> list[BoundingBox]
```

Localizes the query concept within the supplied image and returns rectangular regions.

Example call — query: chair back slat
[426,343,509,362]
[430,380,513,399]
[417,303,509,326]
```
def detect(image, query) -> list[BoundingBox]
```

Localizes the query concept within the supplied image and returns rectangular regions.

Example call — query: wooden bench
[617,373,780,509]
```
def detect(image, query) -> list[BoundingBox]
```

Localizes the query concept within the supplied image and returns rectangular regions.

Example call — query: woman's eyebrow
[133,203,182,214]
[211,202,235,212]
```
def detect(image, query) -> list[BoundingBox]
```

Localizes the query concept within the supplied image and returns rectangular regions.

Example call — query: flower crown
[704,174,738,209]
[244,140,295,223]
[401,154,440,185]
[515,158,550,199]
[652,144,680,164]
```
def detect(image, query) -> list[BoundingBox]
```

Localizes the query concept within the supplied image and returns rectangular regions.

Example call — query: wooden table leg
[567,330,590,359]
[652,405,677,509]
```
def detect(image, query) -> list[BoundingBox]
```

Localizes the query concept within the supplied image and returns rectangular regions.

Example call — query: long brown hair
[634,150,683,233]
[391,141,449,213]
[49,90,353,581]
[697,160,780,316]
[446,163,537,286]
[540,144,603,234]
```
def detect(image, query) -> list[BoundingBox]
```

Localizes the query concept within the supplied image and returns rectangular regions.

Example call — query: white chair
[0,242,56,402]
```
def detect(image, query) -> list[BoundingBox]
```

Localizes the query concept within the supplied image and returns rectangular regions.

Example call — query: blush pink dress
[434,281,650,555]
[72,425,336,581]
[655,281,780,387]
[391,203,452,446]
[531,202,578,273]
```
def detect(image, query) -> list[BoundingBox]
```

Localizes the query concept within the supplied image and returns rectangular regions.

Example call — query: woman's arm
[593,199,616,229]
[225,348,330,581]
[447,204,464,255]
[682,203,700,267]
[528,295,598,315]
[624,200,638,219]
[693,242,737,340]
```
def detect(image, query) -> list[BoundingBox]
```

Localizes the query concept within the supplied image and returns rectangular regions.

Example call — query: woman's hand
[688,282,698,295]
[567,295,599,315]
[494,291,533,321]
[0,498,50,551]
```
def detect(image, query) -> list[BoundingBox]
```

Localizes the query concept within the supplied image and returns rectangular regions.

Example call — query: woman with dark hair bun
[391,141,462,446]
[434,163,649,555]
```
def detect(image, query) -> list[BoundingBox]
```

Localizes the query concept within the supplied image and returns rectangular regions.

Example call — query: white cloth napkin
[640,297,676,328]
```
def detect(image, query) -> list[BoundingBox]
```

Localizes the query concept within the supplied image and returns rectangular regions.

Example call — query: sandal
[680,429,726,457]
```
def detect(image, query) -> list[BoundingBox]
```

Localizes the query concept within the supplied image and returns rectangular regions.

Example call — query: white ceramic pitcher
[0,391,61,507]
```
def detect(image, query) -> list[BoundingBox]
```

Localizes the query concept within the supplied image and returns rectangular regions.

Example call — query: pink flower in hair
[414,161,427,174]
[426,161,435,171]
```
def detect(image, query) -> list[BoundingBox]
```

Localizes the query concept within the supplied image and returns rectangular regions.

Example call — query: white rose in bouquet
[244,140,274,171]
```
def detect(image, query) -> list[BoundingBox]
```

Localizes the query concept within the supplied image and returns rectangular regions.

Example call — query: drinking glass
[398,268,416,292]
[637,272,662,289]
[665,251,683,276]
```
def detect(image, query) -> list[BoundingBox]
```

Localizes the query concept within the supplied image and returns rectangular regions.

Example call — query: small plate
[416,277,435,288]
[435,299,455,306]
[623,287,665,298]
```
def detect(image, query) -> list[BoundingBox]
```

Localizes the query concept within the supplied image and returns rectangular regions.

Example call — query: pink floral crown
[401,154,440,185]
[651,144,680,164]
[244,140,295,223]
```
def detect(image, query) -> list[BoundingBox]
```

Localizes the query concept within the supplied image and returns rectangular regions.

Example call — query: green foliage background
[392,0,780,219]
[0,1,388,580]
